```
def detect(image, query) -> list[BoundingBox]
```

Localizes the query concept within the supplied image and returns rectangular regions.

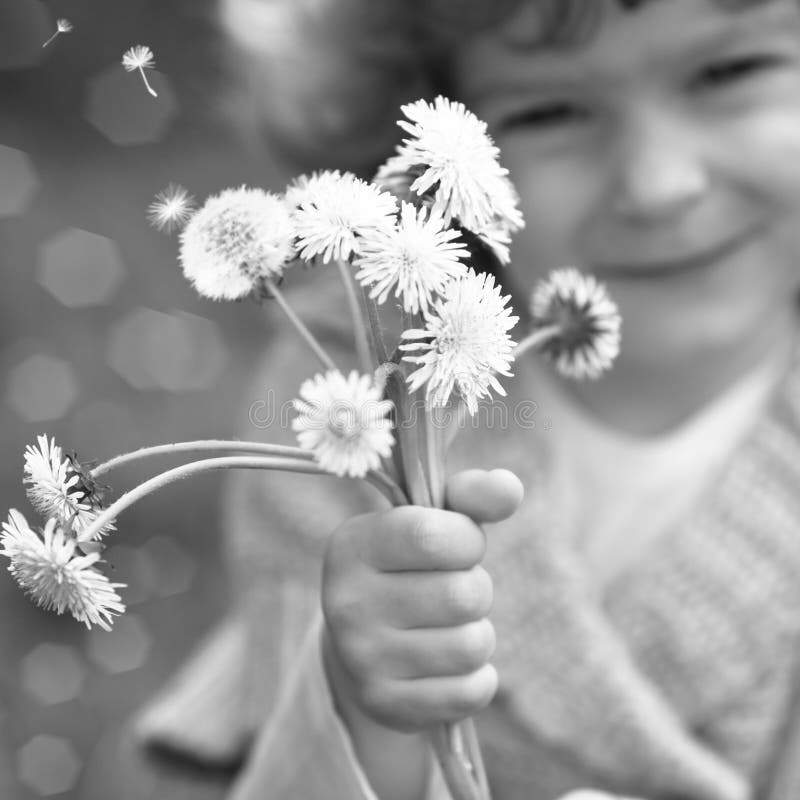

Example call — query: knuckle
[445,568,493,621]
[408,511,445,560]
[456,666,498,714]
[454,620,496,670]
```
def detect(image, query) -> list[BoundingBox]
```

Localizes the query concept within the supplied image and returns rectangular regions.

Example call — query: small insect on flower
[529,267,622,380]
[1,511,125,631]
[376,96,524,261]
[23,435,114,539]
[122,45,158,98]
[147,184,196,234]
[354,202,468,316]
[290,170,398,264]
[401,268,519,415]
[180,185,295,301]
[292,370,395,478]
[42,18,74,48]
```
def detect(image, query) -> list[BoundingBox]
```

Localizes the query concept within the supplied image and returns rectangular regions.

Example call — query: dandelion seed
[290,170,398,264]
[122,45,158,98]
[376,96,524,252]
[529,267,621,380]
[1,511,125,630]
[401,268,518,414]
[292,370,394,478]
[42,18,74,48]
[179,185,295,301]
[354,202,468,316]
[23,435,114,539]
[147,184,196,233]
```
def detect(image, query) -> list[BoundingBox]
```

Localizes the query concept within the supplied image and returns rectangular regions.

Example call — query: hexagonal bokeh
[0,0,51,70]
[37,228,126,308]
[0,144,39,218]
[84,60,178,146]
[139,536,197,598]
[21,643,86,706]
[107,308,228,391]
[86,613,152,674]
[5,353,78,422]
[16,734,82,796]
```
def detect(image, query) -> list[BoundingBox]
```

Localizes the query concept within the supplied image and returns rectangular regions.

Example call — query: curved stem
[91,440,313,480]
[429,723,487,800]
[79,455,407,542]
[512,324,561,360]
[42,32,58,48]
[264,278,338,372]
[363,287,389,364]
[139,67,158,98]
[336,259,373,374]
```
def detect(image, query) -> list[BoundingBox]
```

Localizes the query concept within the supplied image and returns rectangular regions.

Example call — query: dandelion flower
[1,511,125,631]
[376,96,524,249]
[530,267,621,380]
[23,435,114,539]
[292,370,394,478]
[42,18,73,48]
[354,202,468,316]
[147,183,196,233]
[122,45,158,98]
[401,268,518,414]
[291,170,398,264]
[179,185,295,301]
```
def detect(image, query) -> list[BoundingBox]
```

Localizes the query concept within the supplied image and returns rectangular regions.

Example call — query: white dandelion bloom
[376,96,524,246]
[354,202,468,316]
[42,18,73,47]
[292,370,395,478]
[147,183,196,233]
[179,185,295,301]
[291,170,398,264]
[121,45,158,97]
[23,435,114,539]
[401,268,518,414]
[530,267,621,380]
[1,511,125,631]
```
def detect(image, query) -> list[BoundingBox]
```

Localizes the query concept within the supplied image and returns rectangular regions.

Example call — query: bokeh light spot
[16,734,82,796]
[6,354,78,422]
[138,536,197,598]
[37,228,126,308]
[86,613,152,674]
[21,643,86,706]
[107,308,228,392]
[0,144,39,218]
[85,63,178,146]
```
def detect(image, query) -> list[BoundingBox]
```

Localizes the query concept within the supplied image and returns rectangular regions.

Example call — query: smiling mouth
[593,226,762,279]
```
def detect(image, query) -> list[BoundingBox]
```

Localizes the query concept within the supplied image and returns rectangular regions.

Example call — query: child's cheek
[717,107,800,204]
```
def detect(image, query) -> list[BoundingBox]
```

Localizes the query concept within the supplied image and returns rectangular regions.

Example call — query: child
[135,1,800,798]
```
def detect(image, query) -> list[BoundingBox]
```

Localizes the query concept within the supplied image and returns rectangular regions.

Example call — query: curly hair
[216,0,777,172]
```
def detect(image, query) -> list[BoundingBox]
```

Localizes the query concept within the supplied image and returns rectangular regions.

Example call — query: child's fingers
[364,505,486,572]
[445,468,524,524]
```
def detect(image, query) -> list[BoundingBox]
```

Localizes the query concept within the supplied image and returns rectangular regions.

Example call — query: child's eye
[500,101,592,131]
[693,54,787,89]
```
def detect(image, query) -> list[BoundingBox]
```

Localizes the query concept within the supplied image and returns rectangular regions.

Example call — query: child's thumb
[445,468,524,524]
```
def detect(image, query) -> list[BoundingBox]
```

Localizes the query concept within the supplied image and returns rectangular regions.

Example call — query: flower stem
[78,455,406,542]
[42,32,58,48]
[335,260,373,374]
[512,324,561,360]
[91,440,314,480]
[264,278,338,372]
[139,67,158,98]
[362,287,389,364]
[430,722,489,800]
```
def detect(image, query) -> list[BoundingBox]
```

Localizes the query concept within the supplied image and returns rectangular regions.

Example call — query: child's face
[454,0,800,374]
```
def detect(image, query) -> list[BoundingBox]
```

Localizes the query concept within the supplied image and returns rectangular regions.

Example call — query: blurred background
[0,1,298,796]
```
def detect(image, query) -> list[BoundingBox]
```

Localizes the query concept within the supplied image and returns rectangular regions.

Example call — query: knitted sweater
[134,274,800,800]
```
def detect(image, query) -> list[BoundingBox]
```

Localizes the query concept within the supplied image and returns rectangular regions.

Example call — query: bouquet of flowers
[2,96,621,800]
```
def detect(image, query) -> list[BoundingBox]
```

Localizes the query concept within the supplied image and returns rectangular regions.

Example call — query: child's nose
[609,113,709,223]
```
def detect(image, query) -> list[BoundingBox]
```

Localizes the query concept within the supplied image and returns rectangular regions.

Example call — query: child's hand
[322,468,524,733]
